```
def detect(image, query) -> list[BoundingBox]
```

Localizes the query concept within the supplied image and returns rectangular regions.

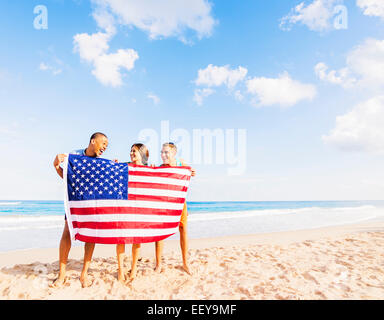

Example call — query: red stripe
[128,194,185,203]
[72,221,179,229]
[75,233,175,244]
[128,163,191,170]
[70,207,183,216]
[129,170,190,180]
[128,182,187,192]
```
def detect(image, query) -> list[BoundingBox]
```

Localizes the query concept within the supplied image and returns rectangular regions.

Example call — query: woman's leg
[130,243,141,280]
[116,244,126,283]
[155,240,163,272]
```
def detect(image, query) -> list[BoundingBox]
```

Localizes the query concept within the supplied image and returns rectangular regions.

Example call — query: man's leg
[154,241,163,272]
[80,242,95,287]
[51,220,71,287]
[116,244,126,283]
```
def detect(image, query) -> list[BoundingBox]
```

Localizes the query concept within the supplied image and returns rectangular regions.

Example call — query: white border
[63,153,76,241]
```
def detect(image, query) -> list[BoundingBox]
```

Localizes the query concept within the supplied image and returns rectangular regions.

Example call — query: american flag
[63,154,191,244]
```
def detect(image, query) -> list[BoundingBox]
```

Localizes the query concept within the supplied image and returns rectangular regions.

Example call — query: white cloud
[92,49,139,87]
[314,62,356,87]
[323,96,384,153]
[92,5,117,34]
[234,90,244,102]
[193,88,214,106]
[246,72,317,107]
[74,0,215,87]
[315,38,384,88]
[147,93,160,105]
[39,62,62,76]
[73,32,111,62]
[280,0,343,31]
[195,64,248,88]
[73,29,138,87]
[357,0,384,19]
[92,0,216,41]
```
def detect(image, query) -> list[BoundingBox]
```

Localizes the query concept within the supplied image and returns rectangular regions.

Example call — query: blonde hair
[162,142,177,153]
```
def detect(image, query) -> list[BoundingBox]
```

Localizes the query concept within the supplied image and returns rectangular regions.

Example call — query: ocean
[1,200,384,252]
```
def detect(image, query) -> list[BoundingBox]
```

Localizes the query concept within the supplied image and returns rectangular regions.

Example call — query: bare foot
[80,274,93,288]
[129,268,137,280]
[117,271,127,284]
[154,264,163,273]
[182,263,193,275]
[50,276,67,288]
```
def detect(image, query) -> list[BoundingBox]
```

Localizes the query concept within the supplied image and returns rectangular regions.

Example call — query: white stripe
[72,214,181,223]
[129,175,190,186]
[69,199,185,210]
[78,227,179,238]
[129,166,191,176]
[129,188,187,198]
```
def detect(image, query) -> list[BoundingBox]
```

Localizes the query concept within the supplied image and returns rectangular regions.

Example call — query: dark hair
[90,132,108,143]
[131,143,149,166]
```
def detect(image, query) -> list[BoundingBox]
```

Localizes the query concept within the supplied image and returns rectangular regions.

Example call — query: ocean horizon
[1,200,384,252]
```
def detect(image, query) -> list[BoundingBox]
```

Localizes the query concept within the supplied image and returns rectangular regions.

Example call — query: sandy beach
[1,221,384,300]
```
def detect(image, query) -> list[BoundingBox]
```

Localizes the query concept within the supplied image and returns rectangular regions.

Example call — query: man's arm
[53,154,67,179]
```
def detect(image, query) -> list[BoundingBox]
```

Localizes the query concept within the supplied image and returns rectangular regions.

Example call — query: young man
[155,142,195,275]
[51,132,109,288]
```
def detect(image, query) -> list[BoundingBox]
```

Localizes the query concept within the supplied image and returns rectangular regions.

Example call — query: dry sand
[1,221,384,300]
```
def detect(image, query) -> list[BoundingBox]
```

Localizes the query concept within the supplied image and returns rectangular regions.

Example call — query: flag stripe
[75,234,174,244]
[129,175,190,186]
[129,187,187,198]
[69,199,185,210]
[71,213,181,223]
[72,221,179,230]
[129,170,190,181]
[128,194,185,203]
[75,226,179,237]
[128,166,192,175]
[128,181,188,192]
[70,206,183,216]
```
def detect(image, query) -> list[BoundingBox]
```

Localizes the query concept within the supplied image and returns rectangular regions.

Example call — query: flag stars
[69,157,127,200]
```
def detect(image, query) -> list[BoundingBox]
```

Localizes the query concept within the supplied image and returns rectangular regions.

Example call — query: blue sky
[1,0,384,201]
